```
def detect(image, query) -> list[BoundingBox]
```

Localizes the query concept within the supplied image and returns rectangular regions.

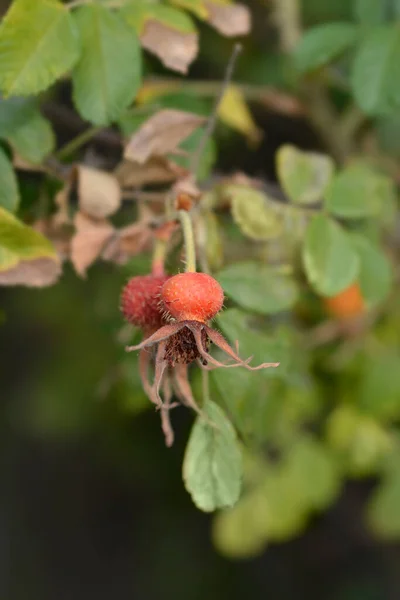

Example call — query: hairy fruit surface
[121,274,169,330]
[161,272,224,322]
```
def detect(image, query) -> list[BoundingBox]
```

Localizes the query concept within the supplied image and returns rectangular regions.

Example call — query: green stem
[178,210,196,273]
[55,126,101,160]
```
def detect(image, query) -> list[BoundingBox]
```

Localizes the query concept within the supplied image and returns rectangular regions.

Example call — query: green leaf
[302,215,359,296]
[283,436,340,511]
[0,97,55,163]
[368,462,400,538]
[0,148,19,212]
[353,0,386,24]
[9,112,54,164]
[0,0,80,97]
[218,261,299,314]
[325,163,393,218]
[183,400,243,512]
[351,25,400,115]
[351,233,392,306]
[147,4,196,33]
[72,5,141,126]
[224,184,283,241]
[294,22,358,72]
[212,488,270,558]
[326,405,392,476]
[359,351,400,421]
[169,0,209,20]
[276,145,335,205]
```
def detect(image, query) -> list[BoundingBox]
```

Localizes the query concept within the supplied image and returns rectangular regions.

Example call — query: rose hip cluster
[121,271,279,446]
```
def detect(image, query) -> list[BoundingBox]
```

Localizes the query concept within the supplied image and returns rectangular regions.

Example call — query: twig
[190,43,242,178]
[272,0,302,53]
[55,126,102,160]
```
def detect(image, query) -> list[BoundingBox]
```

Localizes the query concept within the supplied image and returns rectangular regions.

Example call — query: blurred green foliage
[1,0,400,570]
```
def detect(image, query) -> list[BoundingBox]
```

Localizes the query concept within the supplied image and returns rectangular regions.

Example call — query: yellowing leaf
[219,85,261,142]
[224,184,283,241]
[0,207,61,287]
[0,0,80,97]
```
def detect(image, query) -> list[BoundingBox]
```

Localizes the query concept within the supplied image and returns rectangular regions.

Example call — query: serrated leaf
[0,206,60,286]
[302,215,359,296]
[183,400,242,512]
[277,145,335,205]
[351,233,392,306]
[0,148,19,213]
[325,163,393,219]
[224,184,283,241]
[72,5,141,126]
[294,22,358,72]
[217,261,299,314]
[0,0,80,97]
[351,25,400,115]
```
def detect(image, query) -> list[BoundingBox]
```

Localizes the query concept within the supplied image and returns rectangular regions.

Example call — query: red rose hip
[161,272,224,322]
[121,274,169,330]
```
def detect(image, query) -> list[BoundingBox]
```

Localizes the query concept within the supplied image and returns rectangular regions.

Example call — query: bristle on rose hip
[120,274,169,330]
[161,272,224,322]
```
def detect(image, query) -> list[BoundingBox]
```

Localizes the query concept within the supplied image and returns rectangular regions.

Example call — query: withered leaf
[71,211,115,277]
[141,20,198,73]
[204,1,251,36]
[0,207,61,287]
[102,221,152,265]
[115,156,187,188]
[124,109,206,164]
[75,165,121,219]
[0,257,61,287]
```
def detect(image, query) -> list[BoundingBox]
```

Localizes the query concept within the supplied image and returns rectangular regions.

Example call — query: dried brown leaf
[0,257,61,287]
[71,212,115,277]
[204,1,251,36]
[75,165,121,219]
[124,109,206,164]
[102,221,152,265]
[115,156,187,188]
[140,20,198,74]
[33,218,72,259]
